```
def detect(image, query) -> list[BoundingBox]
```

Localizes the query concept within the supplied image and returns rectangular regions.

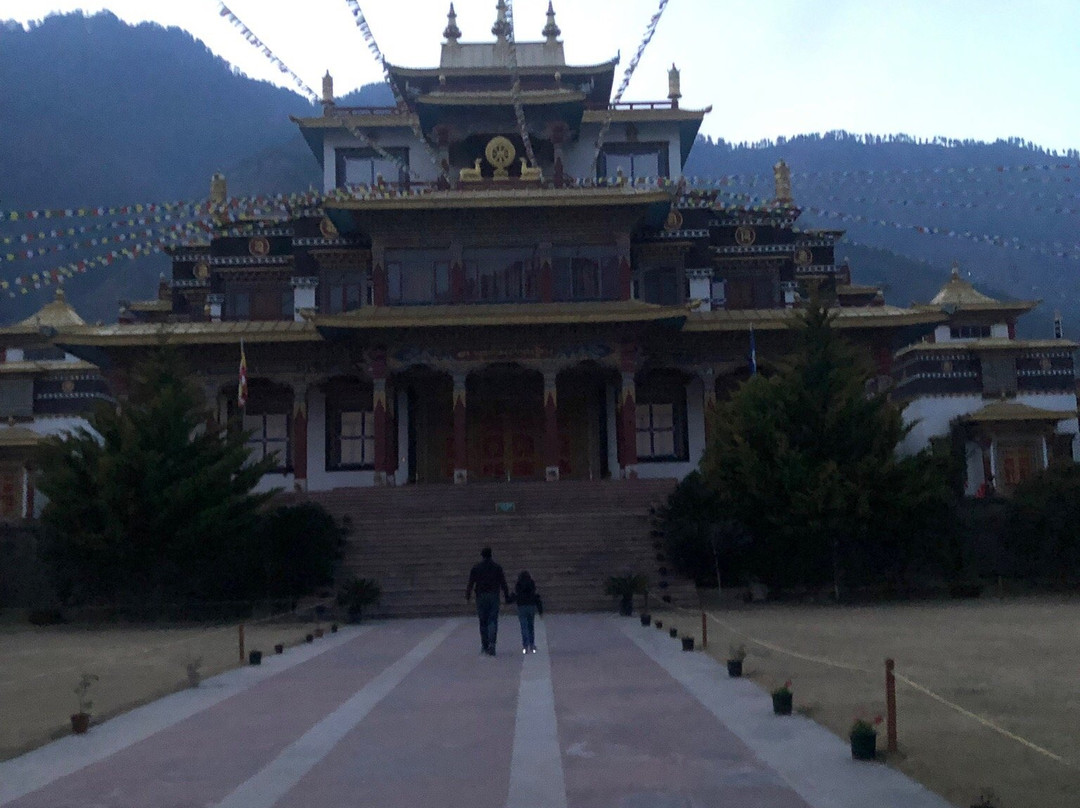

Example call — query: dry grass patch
[656,596,1080,808]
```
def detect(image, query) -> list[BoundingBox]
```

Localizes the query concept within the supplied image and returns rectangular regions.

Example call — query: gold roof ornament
[668,64,681,109]
[485,136,516,179]
[17,285,86,330]
[542,1,561,42]
[773,159,792,204]
[321,71,334,106]
[930,262,998,307]
[443,3,461,43]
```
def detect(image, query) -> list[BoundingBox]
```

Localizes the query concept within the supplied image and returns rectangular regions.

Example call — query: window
[551,247,619,301]
[387,255,454,304]
[950,324,992,340]
[229,291,250,320]
[332,410,375,469]
[641,267,679,305]
[462,249,536,302]
[243,412,290,472]
[335,147,410,189]
[998,441,1040,488]
[597,142,670,179]
[326,275,365,313]
[635,377,688,461]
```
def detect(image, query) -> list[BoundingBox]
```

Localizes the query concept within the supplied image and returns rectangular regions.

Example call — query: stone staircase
[295,479,698,617]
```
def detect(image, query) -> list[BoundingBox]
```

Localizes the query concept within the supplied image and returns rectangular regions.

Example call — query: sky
[6,0,1079,152]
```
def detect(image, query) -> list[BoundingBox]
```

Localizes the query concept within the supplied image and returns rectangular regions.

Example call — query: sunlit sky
[7,0,1080,152]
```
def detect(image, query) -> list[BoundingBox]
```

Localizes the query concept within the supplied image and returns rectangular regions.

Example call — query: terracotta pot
[727,659,743,677]
[772,691,793,715]
[70,712,90,734]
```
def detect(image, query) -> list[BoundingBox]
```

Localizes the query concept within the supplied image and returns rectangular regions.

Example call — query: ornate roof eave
[384,56,619,77]
[911,300,1040,314]
[961,400,1078,424]
[416,89,586,106]
[895,337,1079,358]
[314,300,686,335]
[57,320,322,350]
[0,425,46,449]
[324,187,673,212]
[0,359,99,375]
[682,306,947,333]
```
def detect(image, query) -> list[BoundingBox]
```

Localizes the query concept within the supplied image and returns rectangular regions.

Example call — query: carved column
[452,372,468,484]
[371,241,387,306]
[616,232,633,301]
[371,349,389,485]
[543,370,560,481]
[616,343,638,478]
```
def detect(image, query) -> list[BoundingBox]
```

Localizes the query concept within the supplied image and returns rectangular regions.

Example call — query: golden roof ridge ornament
[443,3,461,43]
[773,159,792,204]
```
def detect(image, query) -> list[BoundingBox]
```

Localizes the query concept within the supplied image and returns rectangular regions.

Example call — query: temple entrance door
[469,367,543,481]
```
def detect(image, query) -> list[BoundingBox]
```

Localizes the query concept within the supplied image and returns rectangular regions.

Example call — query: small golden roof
[962,400,1077,424]
[16,286,86,329]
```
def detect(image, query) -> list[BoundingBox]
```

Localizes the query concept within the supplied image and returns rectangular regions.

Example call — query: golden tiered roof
[962,400,1077,423]
[915,266,1037,314]
[0,287,87,336]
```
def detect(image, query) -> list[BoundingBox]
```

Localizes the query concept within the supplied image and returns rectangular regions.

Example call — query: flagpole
[238,339,248,411]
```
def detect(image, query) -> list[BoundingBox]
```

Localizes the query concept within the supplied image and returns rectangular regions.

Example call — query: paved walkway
[0,615,952,808]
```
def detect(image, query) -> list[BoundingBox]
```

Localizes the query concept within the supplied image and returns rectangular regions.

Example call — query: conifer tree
[37,347,277,604]
[701,300,952,596]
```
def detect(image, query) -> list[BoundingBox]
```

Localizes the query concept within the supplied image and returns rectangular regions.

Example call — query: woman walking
[512,570,543,654]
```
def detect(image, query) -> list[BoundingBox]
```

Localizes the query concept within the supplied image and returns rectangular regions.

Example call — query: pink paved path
[0,615,953,808]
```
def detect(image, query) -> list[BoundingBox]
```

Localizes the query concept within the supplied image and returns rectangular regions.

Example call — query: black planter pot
[655,620,663,629]
[249,650,262,665]
[70,712,90,734]
[727,659,743,677]
[330,623,338,633]
[305,634,314,643]
[669,627,678,638]
[850,731,877,760]
[640,613,651,626]
[681,636,694,651]
[274,643,284,654]
[772,691,793,715]
[619,595,633,616]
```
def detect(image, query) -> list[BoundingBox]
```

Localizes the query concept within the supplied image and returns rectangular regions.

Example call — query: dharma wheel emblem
[485,136,516,179]
[734,225,756,246]
[249,236,271,257]
[664,206,684,231]
[194,261,210,280]
[319,217,338,238]
[794,247,813,267]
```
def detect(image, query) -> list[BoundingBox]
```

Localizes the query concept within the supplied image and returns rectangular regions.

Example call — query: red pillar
[292,391,308,489]
[371,350,389,484]
[616,343,638,478]
[543,371,560,481]
[453,373,468,484]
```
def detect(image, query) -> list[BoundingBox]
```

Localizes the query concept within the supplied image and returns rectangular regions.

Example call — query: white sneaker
[522,647,528,654]
[529,646,537,653]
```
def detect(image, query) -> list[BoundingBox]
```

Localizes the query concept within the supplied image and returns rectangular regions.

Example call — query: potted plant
[184,656,203,688]
[274,643,284,654]
[71,672,98,734]
[604,574,648,616]
[640,613,651,626]
[669,627,678,638]
[681,636,695,651]
[727,644,746,677]
[771,680,793,715]
[337,577,382,623]
[305,633,314,643]
[850,716,882,760]
[655,619,663,629]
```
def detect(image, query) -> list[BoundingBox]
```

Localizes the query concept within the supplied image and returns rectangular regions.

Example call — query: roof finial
[55,284,65,302]
[951,261,961,280]
[773,159,792,204]
[667,63,681,109]
[492,0,510,41]
[542,1,561,42]
[321,70,334,109]
[443,3,461,43]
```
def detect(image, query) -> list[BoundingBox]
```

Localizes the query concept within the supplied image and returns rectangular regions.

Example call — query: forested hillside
[1,11,1076,334]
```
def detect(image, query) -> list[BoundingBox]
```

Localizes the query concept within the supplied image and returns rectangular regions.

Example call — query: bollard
[885,658,898,753]
[701,611,708,649]
[239,624,245,665]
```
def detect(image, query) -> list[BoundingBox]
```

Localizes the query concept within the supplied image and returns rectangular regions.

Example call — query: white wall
[564,121,685,181]
[324,127,441,192]
[303,387,377,491]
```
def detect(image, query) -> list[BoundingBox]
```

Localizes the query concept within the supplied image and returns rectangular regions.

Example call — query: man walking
[465,546,510,656]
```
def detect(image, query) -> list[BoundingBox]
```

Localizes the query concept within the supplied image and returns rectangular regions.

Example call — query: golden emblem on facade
[734,225,756,246]
[319,217,338,238]
[194,261,210,280]
[249,236,271,257]
[794,247,813,267]
[61,379,75,394]
[664,206,684,231]
[484,136,516,179]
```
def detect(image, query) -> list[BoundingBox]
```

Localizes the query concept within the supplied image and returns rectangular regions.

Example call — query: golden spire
[321,70,334,106]
[667,63,681,109]
[443,3,461,43]
[492,0,510,41]
[542,1,560,41]
[773,159,792,204]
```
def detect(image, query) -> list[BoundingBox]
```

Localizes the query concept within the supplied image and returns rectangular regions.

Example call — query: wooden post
[239,624,246,665]
[885,658,898,753]
[701,611,708,649]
